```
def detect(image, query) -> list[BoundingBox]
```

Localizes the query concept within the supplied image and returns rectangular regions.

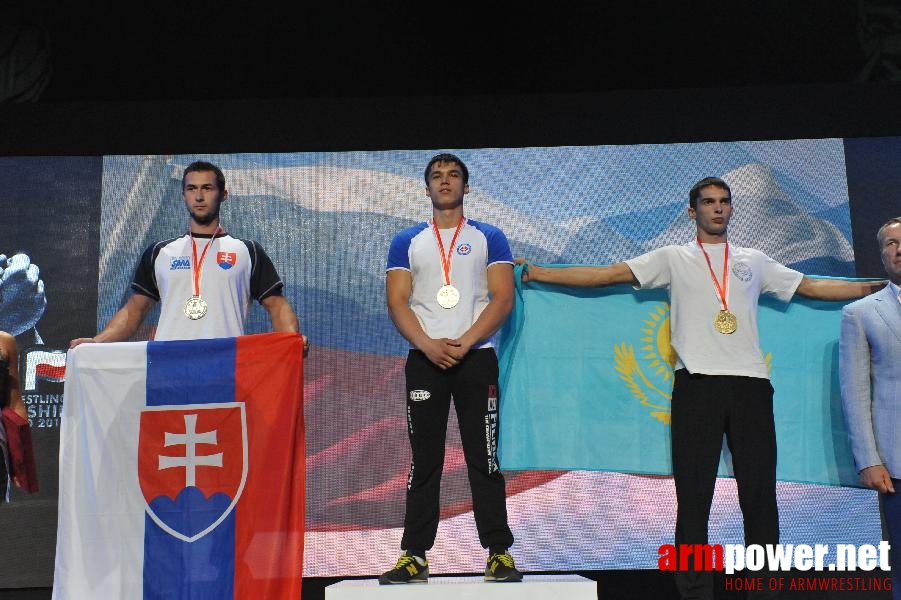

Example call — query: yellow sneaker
[378,551,429,584]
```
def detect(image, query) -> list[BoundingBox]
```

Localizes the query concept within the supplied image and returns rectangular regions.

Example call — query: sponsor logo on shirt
[456,243,472,256]
[732,261,753,282]
[170,256,191,270]
[217,252,238,270]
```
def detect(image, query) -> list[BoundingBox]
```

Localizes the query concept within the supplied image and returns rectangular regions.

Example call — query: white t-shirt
[132,233,284,341]
[625,241,803,379]
[386,218,513,348]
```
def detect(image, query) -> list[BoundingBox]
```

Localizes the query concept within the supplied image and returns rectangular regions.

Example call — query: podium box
[325,574,596,599]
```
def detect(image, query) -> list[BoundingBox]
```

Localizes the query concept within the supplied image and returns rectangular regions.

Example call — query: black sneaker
[378,551,429,584]
[485,551,523,582]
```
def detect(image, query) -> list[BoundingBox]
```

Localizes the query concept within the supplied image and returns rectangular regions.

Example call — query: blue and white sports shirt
[386,219,513,348]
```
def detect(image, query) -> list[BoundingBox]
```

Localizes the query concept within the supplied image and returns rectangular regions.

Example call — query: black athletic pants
[400,348,514,553]
[671,369,780,600]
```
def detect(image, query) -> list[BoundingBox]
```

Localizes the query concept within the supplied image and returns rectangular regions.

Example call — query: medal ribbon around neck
[432,216,466,288]
[190,225,221,298]
[697,236,730,312]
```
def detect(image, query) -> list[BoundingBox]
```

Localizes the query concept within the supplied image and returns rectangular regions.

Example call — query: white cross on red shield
[138,403,247,543]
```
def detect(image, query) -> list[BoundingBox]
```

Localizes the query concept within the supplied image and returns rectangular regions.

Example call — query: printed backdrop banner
[53,333,305,600]
[498,266,864,487]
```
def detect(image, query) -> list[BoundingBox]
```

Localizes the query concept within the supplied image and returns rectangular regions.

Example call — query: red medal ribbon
[432,217,465,286]
[190,226,221,297]
[697,237,730,311]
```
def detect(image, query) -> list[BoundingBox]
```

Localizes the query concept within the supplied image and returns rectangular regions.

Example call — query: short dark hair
[424,153,469,184]
[876,217,901,245]
[183,161,226,191]
[689,177,731,209]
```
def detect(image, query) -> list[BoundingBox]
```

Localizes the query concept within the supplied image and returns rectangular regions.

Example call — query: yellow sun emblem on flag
[614,302,771,425]
[614,302,676,424]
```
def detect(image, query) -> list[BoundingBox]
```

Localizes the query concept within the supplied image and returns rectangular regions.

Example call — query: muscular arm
[455,263,514,351]
[386,269,461,369]
[261,295,308,354]
[261,295,300,333]
[796,276,885,301]
[518,260,638,287]
[69,293,155,348]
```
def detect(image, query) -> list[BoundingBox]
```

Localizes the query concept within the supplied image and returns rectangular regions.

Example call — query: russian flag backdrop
[53,333,305,599]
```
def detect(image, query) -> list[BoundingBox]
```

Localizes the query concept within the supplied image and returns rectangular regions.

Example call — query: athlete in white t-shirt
[70,161,305,348]
[519,177,882,600]
[380,153,521,585]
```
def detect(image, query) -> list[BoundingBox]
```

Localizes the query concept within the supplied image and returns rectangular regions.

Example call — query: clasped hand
[0,253,47,336]
[423,337,472,370]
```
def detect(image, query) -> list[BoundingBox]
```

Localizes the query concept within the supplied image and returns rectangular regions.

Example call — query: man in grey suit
[840,216,901,599]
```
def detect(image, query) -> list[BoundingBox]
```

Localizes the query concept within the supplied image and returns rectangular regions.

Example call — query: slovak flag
[53,333,305,599]
[217,251,238,270]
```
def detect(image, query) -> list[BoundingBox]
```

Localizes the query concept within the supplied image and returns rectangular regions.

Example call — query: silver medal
[184,295,208,320]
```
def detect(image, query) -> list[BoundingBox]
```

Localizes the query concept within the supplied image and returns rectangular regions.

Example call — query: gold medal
[698,238,737,335]
[184,295,208,320]
[436,284,460,309]
[714,309,737,334]
[432,217,466,310]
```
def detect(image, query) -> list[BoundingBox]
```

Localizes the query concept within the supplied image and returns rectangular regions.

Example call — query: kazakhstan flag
[497,265,871,487]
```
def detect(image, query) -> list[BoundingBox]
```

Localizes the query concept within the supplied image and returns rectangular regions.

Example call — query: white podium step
[325,574,596,599]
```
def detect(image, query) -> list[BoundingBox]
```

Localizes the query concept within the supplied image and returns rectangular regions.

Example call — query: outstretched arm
[516,259,638,288]
[69,293,155,348]
[796,276,885,300]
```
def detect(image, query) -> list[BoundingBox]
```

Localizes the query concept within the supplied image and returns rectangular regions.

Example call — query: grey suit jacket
[840,284,901,476]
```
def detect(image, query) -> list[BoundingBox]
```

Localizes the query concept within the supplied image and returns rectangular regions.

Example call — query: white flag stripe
[53,343,148,600]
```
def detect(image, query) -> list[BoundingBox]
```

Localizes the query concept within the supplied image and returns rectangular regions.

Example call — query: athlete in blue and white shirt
[380,153,521,585]
[70,161,304,347]
[386,216,512,349]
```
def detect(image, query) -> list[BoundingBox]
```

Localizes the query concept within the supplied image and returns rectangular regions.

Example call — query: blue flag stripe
[144,338,237,599]
[147,338,236,406]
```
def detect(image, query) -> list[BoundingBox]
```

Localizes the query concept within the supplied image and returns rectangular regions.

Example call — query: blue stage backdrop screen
[0,138,893,584]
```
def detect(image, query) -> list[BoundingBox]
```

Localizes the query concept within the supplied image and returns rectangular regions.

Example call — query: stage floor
[4,569,891,599]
